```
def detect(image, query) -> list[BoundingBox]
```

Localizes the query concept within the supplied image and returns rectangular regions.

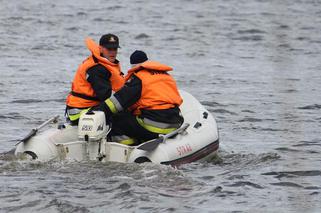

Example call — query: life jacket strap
[70,91,100,101]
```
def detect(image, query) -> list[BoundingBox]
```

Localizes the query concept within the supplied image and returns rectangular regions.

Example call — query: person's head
[130,50,148,67]
[99,34,120,63]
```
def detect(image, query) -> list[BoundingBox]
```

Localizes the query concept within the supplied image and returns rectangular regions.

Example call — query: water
[0,0,320,212]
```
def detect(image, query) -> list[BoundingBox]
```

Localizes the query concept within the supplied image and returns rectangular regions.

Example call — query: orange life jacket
[66,38,125,108]
[126,61,183,115]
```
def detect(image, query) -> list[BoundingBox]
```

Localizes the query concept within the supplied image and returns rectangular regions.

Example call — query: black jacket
[86,64,112,101]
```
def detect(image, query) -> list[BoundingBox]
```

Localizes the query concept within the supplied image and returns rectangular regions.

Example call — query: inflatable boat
[14,90,219,166]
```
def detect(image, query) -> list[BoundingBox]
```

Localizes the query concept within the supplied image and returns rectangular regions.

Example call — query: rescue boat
[14,90,219,166]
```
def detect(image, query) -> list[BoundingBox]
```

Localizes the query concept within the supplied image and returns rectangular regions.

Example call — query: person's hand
[89,102,112,122]
[90,102,107,112]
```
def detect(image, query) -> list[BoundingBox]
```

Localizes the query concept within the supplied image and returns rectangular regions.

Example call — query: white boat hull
[15,90,219,166]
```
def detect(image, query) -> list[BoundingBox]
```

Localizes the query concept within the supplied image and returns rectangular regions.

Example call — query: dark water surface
[0,0,320,212]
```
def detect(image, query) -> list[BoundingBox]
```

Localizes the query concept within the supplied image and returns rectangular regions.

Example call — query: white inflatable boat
[14,90,219,166]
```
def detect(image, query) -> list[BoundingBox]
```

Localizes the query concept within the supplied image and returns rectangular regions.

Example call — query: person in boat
[65,34,125,124]
[92,50,184,145]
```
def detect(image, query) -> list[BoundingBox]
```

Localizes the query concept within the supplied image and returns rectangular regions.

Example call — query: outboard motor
[78,111,109,160]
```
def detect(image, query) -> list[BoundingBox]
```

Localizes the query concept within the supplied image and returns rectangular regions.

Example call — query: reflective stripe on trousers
[67,108,90,121]
[112,135,136,145]
[136,117,177,134]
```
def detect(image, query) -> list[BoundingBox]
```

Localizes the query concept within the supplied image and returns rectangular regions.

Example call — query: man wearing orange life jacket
[92,50,184,145]
[65,34,125,124]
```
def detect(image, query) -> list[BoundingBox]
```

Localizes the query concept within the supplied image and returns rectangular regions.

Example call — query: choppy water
[0,0,320,212]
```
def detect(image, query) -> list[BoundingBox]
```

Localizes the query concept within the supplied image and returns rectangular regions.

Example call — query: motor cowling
[78,111,109,142]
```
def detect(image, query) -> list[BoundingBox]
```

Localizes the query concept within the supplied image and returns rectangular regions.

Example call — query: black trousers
[110,112,159,145]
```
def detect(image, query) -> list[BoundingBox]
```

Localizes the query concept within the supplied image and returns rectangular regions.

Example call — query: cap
[130,50,148,64]
[99,34,120,49]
